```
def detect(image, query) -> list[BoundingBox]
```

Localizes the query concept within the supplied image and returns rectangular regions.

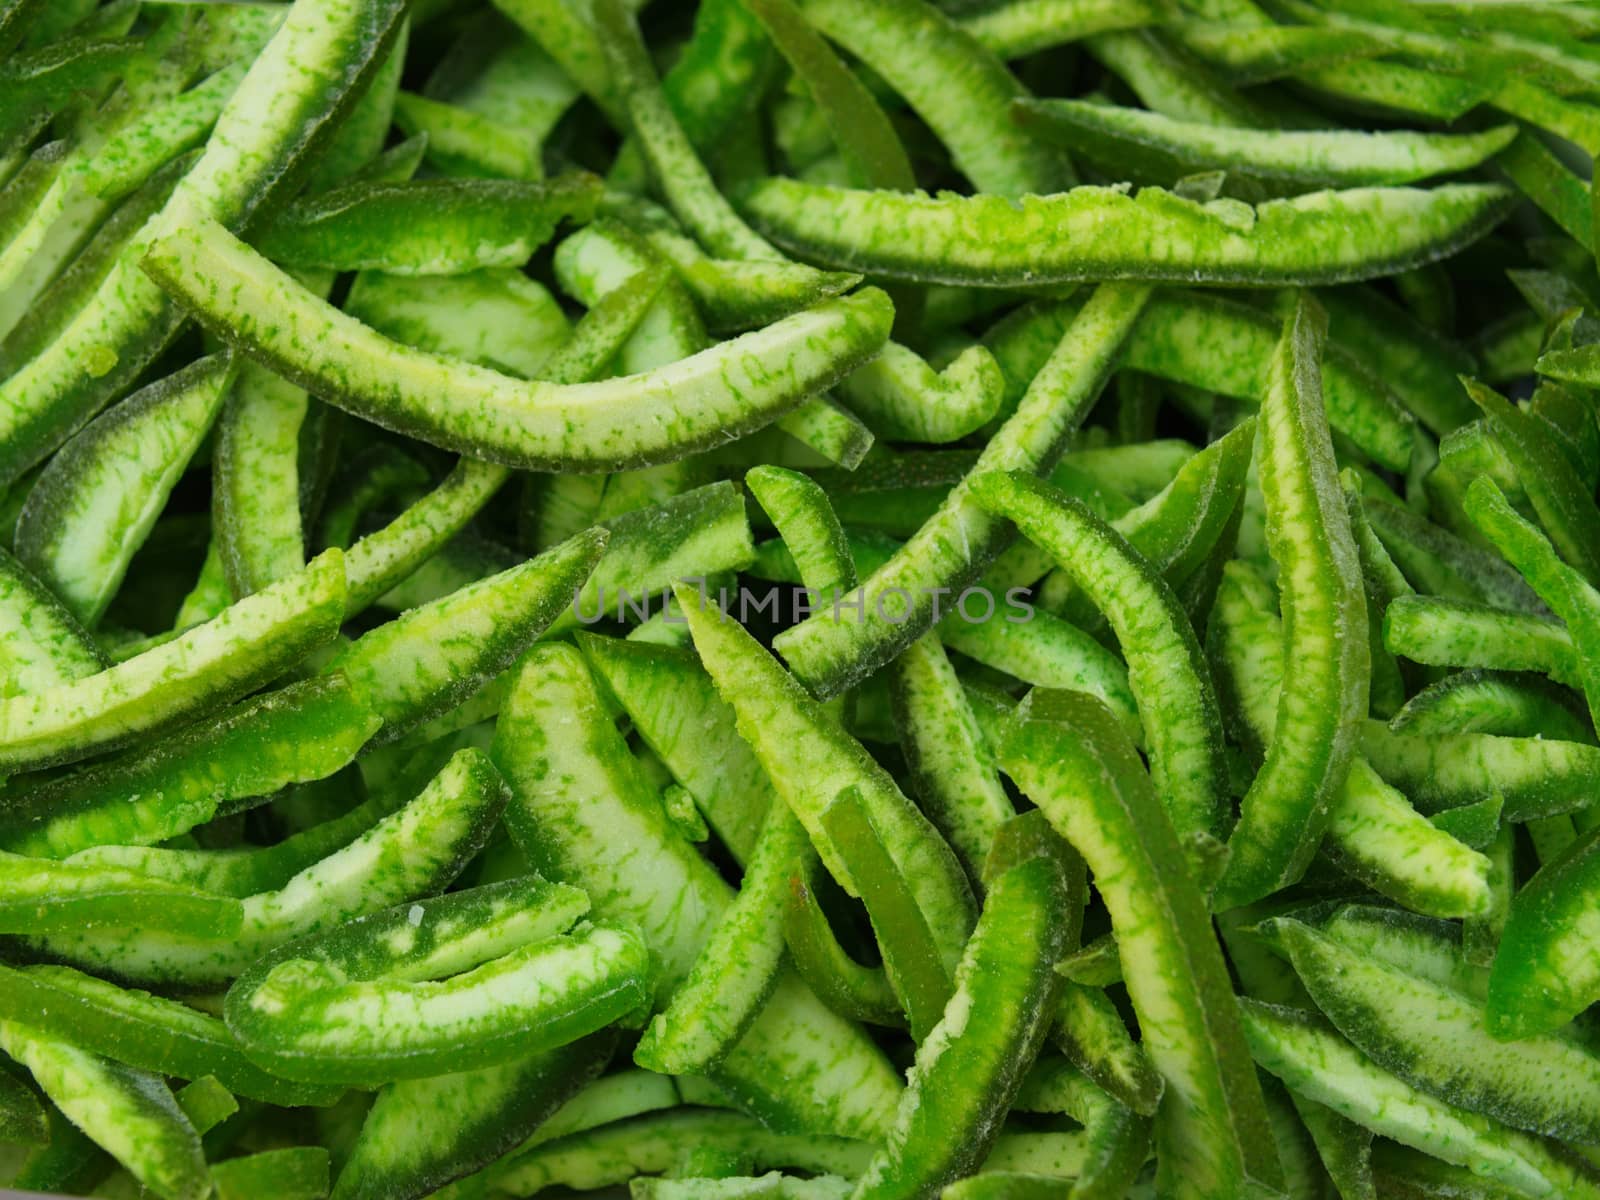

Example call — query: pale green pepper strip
[888,631,1016,883]
[1240,999,1600,1199]
[0,0,410,490]
[226,887,648,1087]
[0,1021,207,1200]
[0,963,339,1107]
[634,801,809,1074]
[1465,474,1600,730]
[483,1108,872,1196]
[326,528,608,744]
[342,266,667,615]
[997,689,1284,1200]
[1275,917,1600,1143]
[849,817,1075,1199]
[676,581,978,980]
[1050,981,1164,1118]
[1392,669,1591,743]
[329,1032,612,1200]
[1210,563,1494,917]
[746,465,857,602]
[0,543,106,696]
[0,673,380,858]
[970,469,1229,852]
[1170,20,1385,85]
[35,747,509,987]
[1383,595,1578,686]
[775,282,1150,696]
[799,0,1067,195]
[0,850,241,937]
[1467,378,1600,589]
[141,216,893,472]
[836,341,1005,445]
[0,547,345,771]
[739,177,1514,288]
[493,642,901,1141]
[1214,297,1368,910]
[1015,98,1515,187]
[958,0,1165,59]
[1013,1056,1151,1200]
[1361,719,1600,823]
[14,352,234,626]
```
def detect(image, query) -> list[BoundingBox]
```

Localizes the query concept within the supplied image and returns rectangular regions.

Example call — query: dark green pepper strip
[676,582,977,979]
[775,282,1150,696]
[1274,917,1600,1143]
[494,642,902,1141]
[0,547,346,771]
[0,543,106,695]
[0,1058,46,1146]
[1466,378,1600,589]
[797,0,1067,195]
[738,176,1514,288]
[255,174,600,274]
[1496,129,1594,251]
[330,1032,613,1200]
[594,0,781,263]
[142,215,893,472]
[970,469,1229,855]
[1382,595,1578,687]
[0,850,241,937]
[0,674,379,858]
[820,786,955,1043]
[959,0,1166,58]
[0,1020,208,1200]
[1342,473,1411,718]
[326,527,607,745]
[740,0,915,192]
[998,689,1285,1200]
[483,1108,873,1196]
[37,747,507,986]
[212,1147,329,1200]
[229,913,645,1087]
[1215,297,1368,910]
[635,801,810,1073]
[1240,999,1600,1198]
[0,963,338,1107]
[1465,475,1600,731]
[781,855,904,1029]
[1050,981,1164,1118]
[850,819,1075,1200]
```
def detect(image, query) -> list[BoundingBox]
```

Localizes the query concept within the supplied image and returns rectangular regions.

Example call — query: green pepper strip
[1274,917,1600,1143]
[1214,297,1368,909]
[1240,999,1600,1198]
[850,815,1076,1199]
[226,883,648,1087]
[997,689,1284,1200]
[635,799,809,1073]
[738,176,1514,288]
[0,543,106,695]
[0,963,338,1107]
[141,215,892,472]
[329,1032,613,1200]
[775,282,1150,696]
[0,673,379,858]
[675,581,977,980]
[970,469,1229,857]
[0,1020,208,1200]
[0,547,346,771]
[1383,595,1577,685]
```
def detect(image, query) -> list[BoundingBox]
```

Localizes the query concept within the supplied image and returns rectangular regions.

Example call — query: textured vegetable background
[3,0,1600,1198]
